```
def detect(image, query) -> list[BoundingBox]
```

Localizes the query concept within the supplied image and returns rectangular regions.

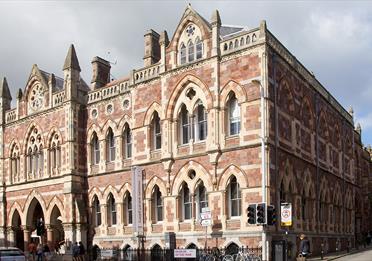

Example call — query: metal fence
[90,246,262,261]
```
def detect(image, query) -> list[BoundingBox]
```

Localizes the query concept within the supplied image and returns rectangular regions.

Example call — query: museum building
[0,6,371,260]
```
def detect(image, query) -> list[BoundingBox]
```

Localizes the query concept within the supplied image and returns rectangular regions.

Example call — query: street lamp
[252,79,268,261]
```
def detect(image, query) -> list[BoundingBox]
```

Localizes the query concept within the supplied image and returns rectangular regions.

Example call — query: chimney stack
[91,56,111,89]
[143,29,160,67]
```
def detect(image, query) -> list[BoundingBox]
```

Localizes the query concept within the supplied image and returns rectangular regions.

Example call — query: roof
[220,25,248,39]
[39,70,64,90]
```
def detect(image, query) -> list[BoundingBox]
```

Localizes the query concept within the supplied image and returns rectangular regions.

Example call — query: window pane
[180,43,186,64]
[196,39,203,59]
[128,196,133,224]
[229,97,240,135]
[188,41,194,62]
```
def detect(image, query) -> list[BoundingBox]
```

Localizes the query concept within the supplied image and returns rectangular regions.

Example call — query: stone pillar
[23,228,31,252]
[8,227,15,247]
[63,223,76,251]
[46,225,54,250]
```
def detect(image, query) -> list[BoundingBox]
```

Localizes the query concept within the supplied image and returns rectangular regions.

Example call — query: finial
[0,77,12,99]
[63,44,81,72]
[211,10,221,26]
[159,30,169,46]
[348,106,354,117]
[16,88,23,100]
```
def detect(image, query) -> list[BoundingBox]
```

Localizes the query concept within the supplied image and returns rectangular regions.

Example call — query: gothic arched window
[196,37,203,59]
[181,183,192,220]
[187,40,194,62]
[91,132,100,165]
[107,193,117,226]
[151,185,163,223]
[180,105,191,145]
[194,101,207,141]
[151,112,161,150]
[227,176,241,217]
[92,196,101,227]
[196,181,208,218]
[227,93,240,136]
[180,43,187,64]
[123,124,132,159]
[107,128,116,162]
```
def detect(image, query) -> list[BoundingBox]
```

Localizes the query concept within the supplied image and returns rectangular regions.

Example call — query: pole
[205,225,207,249]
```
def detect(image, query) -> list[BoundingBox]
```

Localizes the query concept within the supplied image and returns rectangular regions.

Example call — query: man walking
[298,234,311,260]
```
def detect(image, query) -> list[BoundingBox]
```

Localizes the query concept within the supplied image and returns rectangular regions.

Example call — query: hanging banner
[132,166,143,235]
[280,203,292,227]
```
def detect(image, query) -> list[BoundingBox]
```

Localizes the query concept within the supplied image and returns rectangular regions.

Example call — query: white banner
[174,249,196,258]
[132,166,143,235]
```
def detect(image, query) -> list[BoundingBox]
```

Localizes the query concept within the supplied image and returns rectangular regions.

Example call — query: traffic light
[256,203,266,224]
[247,204,256,224]
[36,218,45,236]
[267,205,277,225]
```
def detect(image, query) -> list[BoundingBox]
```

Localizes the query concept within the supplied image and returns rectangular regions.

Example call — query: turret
[63,44,81,101]
[159,30,169,73]
[0,77,12,124]
[211,9,221,57]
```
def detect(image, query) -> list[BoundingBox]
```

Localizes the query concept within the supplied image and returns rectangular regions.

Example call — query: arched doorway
[26,198,45,245]
[50,205,64,248]
[11,210,24,250]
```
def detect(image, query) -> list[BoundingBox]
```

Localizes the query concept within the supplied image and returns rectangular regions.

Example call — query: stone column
[46,225,54,250]
[23,227,31,252]
[63,223,76,252]
[8,226,15,247]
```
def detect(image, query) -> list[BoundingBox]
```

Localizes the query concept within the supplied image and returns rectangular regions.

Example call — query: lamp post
[252,79,268,261]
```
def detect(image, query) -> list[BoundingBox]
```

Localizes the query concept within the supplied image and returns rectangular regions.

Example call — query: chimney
[91,56,111,89]
[143,29,160,67]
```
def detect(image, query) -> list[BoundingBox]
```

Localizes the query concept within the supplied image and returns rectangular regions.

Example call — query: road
[337,248,372,261]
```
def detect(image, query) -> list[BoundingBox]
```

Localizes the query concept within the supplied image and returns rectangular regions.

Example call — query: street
[337,249,372,261]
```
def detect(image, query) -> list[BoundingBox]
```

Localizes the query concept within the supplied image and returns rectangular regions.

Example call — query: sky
[1,0,372,145]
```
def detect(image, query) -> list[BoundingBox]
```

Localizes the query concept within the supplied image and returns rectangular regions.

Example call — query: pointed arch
[118,114,132,131]
[102,185,120,202]
[301,97,314,129]
[88,187,103,206]
[23,190,47,214]
[318,109,329,140]
[165,74,213,119]
[87,123,102,144]
[143,102,162,126]
[46,127,64,147]
[102,119,119,136]
[46,196,64,224]
[145,176,167,199]
[8,139,21,158]
[171,160,213,195]
[23,122,44,154]
[217,164,248,190]
[220,80,247,106]
[8,201,24,227]
[278,79,294,114]
[118,182,132,200]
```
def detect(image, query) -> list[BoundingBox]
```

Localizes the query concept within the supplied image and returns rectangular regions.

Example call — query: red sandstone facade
[0,6,371,261]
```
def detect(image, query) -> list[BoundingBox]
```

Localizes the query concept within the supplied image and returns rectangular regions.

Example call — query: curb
[307,246,372,260]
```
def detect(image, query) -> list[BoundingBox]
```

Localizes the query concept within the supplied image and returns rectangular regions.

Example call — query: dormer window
[179,23,203,65]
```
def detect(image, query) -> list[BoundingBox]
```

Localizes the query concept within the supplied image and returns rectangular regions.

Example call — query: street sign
[200,212,212,220]
[201,219,212,226]
[174,249,196,258]
[200,207,212,227]
[280,203,292,226]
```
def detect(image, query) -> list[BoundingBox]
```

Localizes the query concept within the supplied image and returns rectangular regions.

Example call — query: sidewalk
[307,245,372,260]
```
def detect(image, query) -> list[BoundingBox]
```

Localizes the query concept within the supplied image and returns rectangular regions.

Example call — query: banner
[280,203,292,226]
[132,166,143,235]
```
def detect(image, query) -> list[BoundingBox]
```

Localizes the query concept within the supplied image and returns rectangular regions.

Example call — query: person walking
[36,244,43,261]
[78,242,85,261]
[298,234,311,260]
[72,242,80,261]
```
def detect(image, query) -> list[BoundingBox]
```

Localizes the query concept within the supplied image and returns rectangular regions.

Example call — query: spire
[211,9,221,26]
[63,44,81,72]
[0,77,12,100]
[16,88,23,100]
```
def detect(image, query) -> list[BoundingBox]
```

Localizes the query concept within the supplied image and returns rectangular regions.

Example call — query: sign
[174,249,196,258]
[280,203,292,226]
[200,207,212,227]
[200,212,212,220]
[201,219,212,226]
[100,250,116,258]
[132,166,144,235]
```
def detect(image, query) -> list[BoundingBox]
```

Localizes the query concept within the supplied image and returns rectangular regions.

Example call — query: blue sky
[0,1,372,146]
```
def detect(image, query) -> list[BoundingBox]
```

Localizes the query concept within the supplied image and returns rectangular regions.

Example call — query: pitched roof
[220,25,248,39]
[63,44,81,72]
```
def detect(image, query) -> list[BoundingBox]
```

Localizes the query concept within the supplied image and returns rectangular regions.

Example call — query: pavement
[307,245,372,260]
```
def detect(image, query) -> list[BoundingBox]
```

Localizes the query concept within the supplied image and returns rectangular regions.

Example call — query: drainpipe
[252,75,267,260]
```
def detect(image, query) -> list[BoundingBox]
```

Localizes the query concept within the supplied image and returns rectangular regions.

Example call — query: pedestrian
[72,242,80,261]
[43,244,50,261]
[79,241,85,260]
[28,241,37,261]
[298,234,310,260]
[36,244,43,261]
